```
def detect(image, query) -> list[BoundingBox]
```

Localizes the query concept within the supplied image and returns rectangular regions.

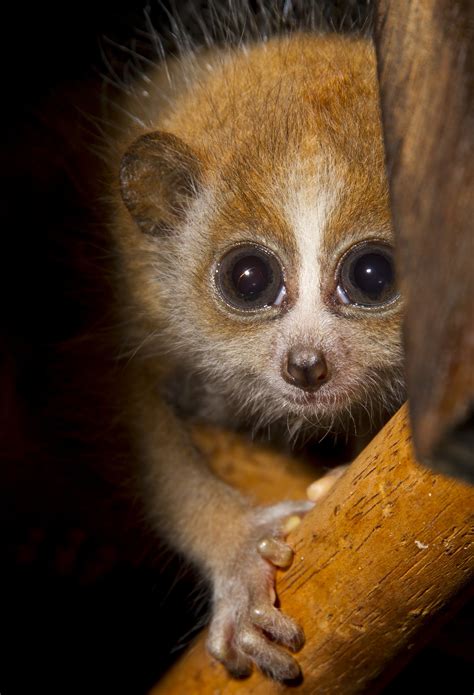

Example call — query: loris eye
[337,242,397,307]
[215,244,285,311]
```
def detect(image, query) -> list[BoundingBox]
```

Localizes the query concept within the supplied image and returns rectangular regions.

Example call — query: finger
[282,514,302,534]
[257,500,314,526]
[251,604,305,652]
[306,464,348,502]
[237,625,301,681]
[207,621,253,678]
[257,537,294,568]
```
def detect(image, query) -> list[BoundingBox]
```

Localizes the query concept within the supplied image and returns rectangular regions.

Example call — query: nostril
[283,348,329,391]
[306,356,328,386]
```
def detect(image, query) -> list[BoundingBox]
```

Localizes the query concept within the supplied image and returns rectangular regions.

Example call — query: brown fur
[105,33,404,681]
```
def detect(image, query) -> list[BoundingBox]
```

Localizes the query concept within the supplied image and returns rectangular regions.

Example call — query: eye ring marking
[336,241,398,308]
[214,243,286,312]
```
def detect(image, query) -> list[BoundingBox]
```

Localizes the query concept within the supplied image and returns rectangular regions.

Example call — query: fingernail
[283,515,301,534]
[306,478,334,502]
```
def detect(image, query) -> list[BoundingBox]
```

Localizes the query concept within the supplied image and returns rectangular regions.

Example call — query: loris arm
[119,130,313,680]
[133,375,312,680]
[151,405,474,694]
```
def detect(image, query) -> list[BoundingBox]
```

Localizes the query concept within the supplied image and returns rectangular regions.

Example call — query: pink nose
[282,346,329,391]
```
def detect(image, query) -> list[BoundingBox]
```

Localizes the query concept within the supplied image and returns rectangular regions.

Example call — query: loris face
[163,158,404,434]
[118,35,405,434]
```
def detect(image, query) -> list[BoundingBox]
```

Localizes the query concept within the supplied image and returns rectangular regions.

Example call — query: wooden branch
[374,1,474,480]
[150,405,474,694]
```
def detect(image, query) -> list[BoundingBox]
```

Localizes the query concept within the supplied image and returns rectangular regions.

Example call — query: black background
[0,1,472,693]
[1,3,205,694]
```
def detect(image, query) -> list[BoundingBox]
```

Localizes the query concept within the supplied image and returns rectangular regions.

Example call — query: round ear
[120,131,202,235]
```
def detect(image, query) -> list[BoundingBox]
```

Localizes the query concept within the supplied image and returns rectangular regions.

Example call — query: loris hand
[206,500,313,681]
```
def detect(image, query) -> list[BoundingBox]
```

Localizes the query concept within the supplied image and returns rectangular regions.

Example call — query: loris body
[107,29,404,680]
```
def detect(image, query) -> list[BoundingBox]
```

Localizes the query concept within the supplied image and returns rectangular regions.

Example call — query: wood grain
[150,405,474,694]
[374,0,474,480]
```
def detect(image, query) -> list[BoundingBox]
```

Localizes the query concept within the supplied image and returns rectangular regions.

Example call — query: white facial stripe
[285,172,341,333]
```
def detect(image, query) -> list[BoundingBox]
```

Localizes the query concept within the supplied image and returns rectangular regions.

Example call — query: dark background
[0,1,472,693]
[1,2,207,693]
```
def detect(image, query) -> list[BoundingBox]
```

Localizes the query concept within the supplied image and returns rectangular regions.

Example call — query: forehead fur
[142,34,388,250]
[118,33,393,333]
[152,34,381,155]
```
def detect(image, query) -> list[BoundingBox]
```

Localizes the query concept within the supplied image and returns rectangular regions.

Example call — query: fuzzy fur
[110,33,404,441]
[100,2,405,681]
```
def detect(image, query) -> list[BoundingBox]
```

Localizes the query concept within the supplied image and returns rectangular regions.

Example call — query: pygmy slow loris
[107,24,405,681]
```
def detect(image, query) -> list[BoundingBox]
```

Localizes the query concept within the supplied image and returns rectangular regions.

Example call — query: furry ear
[120,131,202,235]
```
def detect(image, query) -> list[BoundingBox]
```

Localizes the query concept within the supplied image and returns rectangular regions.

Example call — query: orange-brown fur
[105,33,404,681]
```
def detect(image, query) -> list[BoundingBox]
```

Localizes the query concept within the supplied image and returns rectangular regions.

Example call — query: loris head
[118,34,405,436]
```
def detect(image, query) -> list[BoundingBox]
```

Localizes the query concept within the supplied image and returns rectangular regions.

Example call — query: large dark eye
[215,244,285,311]
[337,243,397,307]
